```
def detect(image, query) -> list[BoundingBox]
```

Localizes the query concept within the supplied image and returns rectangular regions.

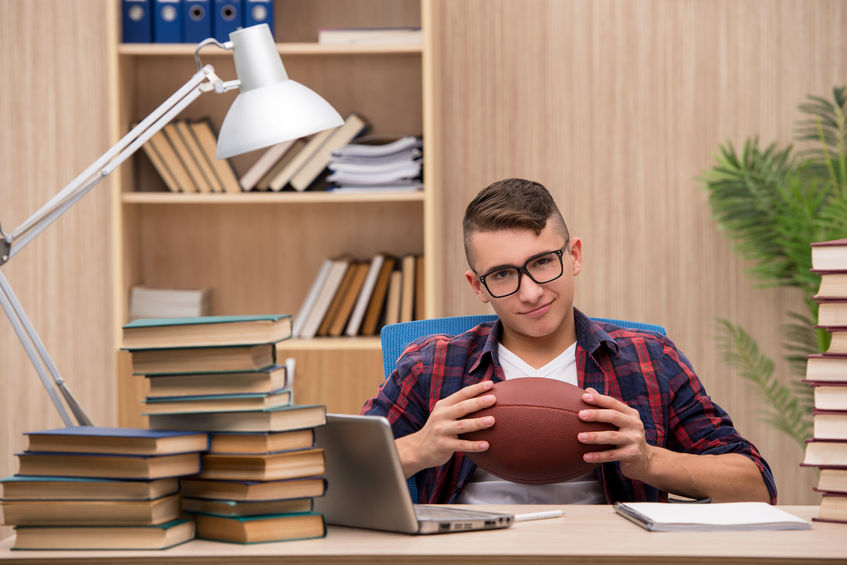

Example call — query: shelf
[119,43,422,57]
[121,191,425,204]
[278,336,382,351]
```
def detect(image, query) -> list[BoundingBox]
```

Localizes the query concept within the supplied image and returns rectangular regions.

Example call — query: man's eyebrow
[481,249,557,274]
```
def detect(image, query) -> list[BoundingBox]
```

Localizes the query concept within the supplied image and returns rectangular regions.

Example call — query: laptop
[313,414,514,534]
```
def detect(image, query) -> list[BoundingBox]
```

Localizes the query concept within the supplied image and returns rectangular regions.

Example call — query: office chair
[379,314,667,501]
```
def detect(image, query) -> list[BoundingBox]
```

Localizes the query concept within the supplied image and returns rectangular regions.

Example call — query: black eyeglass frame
[475,242,569,298]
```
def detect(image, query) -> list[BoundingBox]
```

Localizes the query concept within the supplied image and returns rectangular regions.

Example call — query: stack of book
[140,118,241,193]
[326,136,423,193]
[121,314,329,543]
[129,286,211,320]
[0,427,206,549]
[238,113,368,192]
[803,238,847,524]
[293,252,424,339]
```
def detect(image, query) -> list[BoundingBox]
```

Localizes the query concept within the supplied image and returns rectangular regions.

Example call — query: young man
[362,178,776,504]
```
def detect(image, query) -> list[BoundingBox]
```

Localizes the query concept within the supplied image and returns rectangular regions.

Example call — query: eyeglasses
[476,243,568,298]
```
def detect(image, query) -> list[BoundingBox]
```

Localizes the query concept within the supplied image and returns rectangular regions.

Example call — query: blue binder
[153,0,183,43]
[213,0,242,42]
[244,0,273,35]
[122,0,153,43]
[183,0,212,43]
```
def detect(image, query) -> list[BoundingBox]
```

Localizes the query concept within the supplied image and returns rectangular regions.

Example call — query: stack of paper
[327,136,423,193]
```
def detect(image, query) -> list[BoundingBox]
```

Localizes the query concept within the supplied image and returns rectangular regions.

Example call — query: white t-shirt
[455,341,606,504]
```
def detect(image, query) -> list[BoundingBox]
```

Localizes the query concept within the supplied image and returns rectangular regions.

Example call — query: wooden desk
[0,505,842,564]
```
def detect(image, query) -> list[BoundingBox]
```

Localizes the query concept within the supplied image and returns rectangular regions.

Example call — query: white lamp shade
[215,24,344,159]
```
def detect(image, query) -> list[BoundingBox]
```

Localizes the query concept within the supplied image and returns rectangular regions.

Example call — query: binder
[244,0,274,35]
[153,0,183,43]
[183,0,212,43]
[213,0,242,42]
[122,0,153,43]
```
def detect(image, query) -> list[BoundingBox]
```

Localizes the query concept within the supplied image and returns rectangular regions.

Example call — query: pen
[513,510,564,522]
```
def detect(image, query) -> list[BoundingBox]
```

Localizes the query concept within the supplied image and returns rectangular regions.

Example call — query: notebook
[313,414,514,534]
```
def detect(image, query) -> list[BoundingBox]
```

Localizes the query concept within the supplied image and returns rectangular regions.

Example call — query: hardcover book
[0,476,178,501]
[122,314,292,350]
[130,343,277,375]
[1,493,180,526]
[143,389,292,415]
[198,448,326,481]
[12,518,195,550]
[181,497,313,517]
[16,451,202,480]
[193,511,326,544]
[146,364,287,397]
[208,428,315,454]
[179,476,327,502]
[24,427,209,456]
[147,403,326,432]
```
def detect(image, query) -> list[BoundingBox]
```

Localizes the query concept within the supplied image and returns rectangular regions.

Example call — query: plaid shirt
[362,309,777,504]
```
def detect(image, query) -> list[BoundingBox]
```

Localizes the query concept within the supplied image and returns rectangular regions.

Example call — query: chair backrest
[380,315,666,379]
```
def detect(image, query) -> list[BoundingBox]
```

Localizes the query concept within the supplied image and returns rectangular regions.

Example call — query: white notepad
[614,502,810,531]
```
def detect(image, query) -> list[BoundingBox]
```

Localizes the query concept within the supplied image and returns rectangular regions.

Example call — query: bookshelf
[112,0,428,424]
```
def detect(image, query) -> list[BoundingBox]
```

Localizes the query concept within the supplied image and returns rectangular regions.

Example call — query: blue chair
[379,314,667,501]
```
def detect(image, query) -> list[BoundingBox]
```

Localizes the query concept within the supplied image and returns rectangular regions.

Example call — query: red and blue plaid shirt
[362,309,777,504]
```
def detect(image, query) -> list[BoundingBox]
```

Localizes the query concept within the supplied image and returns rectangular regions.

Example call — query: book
[148,403,326,432]
[258,139,306,191]
[803,438,847,466]
[163,122,212,192]
[146,126,197,192]
[147,365,287,397]
[293,259,333,338]
[175,120,223,192]
[209,429,315,454]
[1,492,181,526]
[24,427,209,456]
[298,257,353,339]
[805,354,847,381]
[345,254,386,337]
[129,286,211,320]
[361,254,397,335]
[400,253,417,323]
[290,113,368,191]
[130,343,277,375]
[813,269,847,299]
[811,238,847,270]
[122,314,293,350]
[613,502,809,531]
[268,128,335,191]
[415,253,425,320]
[328,261,370,336]
[813,409,847,440]
[143,389,292,415]
[197,448,326,481]
[814,492,847,524]
[804,381,847,411]
[16,452,201,480]
[316,259,360,337]
[182,497,313,517]
[0,476,179,501]
[139,131,181,193]
[179,476,327,501]
[193,511,326,543]
[188,119,242,194]
[317,27,422,45]
[12,518,195,550]
[816,467,847,493]
[239,139,295,191]
[824,329,847,355]
[816,299,847,327]
[383,269,403,326]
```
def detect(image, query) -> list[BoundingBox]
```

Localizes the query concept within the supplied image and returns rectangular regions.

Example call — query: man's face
[465,224,582,341]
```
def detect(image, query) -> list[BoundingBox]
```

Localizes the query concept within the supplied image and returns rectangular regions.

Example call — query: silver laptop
[313,414,514,534]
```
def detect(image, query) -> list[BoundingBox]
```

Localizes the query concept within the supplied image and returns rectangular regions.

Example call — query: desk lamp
[0,24,343,426]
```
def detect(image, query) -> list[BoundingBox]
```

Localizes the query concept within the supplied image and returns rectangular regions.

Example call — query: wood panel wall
[428,0,846,504]
[0,0,115,539]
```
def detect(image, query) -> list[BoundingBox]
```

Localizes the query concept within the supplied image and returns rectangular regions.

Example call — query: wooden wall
[0,0,114,539]
[428,0,846,504]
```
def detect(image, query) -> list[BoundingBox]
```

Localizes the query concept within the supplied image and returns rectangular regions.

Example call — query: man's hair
[463,178,569,267]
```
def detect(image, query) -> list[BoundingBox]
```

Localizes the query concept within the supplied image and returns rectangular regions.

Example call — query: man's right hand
[396,380,497,478]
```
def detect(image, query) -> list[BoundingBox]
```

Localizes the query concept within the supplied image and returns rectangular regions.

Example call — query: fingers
[436,381,497,420]
[448,379,495,404]
[582,388,629,411]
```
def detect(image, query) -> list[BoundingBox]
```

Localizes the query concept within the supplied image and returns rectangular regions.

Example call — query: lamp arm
[0,64,223,426]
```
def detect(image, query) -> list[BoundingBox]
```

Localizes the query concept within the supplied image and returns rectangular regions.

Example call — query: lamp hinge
[0,222,10,265]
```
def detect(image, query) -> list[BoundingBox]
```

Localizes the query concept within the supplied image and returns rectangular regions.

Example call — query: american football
[461,377,615,484]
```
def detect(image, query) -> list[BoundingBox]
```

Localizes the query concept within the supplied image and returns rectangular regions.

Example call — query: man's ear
[568,237,583,277]
[465,270,490,304]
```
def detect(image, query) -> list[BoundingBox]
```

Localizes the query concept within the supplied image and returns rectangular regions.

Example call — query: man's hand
[396,380,497,478]
[576,387,654,482]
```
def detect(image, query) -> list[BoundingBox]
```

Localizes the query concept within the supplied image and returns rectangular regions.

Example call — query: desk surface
[0,505,842,564]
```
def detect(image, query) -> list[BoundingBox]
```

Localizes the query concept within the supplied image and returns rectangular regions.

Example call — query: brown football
[461,378,615,484]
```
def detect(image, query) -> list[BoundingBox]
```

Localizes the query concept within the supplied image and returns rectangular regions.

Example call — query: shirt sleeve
[661,341,778,503]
